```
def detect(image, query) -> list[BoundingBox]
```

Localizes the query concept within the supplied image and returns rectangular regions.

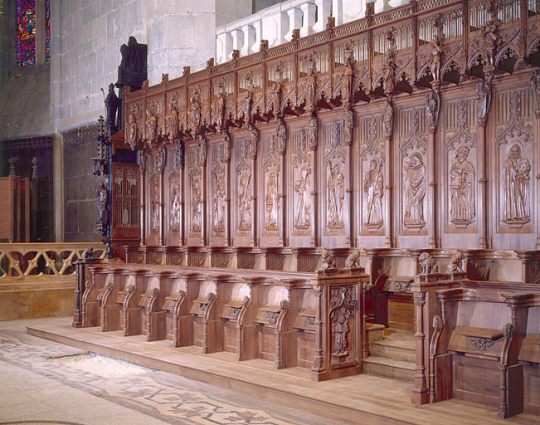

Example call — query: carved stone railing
[216,0,409,64]
[0,243,106,321]
[0,243,106,281]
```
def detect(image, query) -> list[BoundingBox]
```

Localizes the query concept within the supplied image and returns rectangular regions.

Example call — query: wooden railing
[0,243,106,281]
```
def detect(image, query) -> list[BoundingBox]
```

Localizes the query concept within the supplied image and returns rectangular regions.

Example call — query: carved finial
[206,58,214,69]
[260,39,269,51]
[183,66,191,77]
[232,49,240,60]
[161,73,169,83]
[142,80,149,89]
[365,1,375,17]
[292,29,300,41]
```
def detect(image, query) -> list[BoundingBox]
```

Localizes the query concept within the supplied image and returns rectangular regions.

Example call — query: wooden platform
[26,317,538,425]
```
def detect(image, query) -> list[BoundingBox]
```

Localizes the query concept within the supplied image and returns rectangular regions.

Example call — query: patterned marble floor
[0,318,350,425]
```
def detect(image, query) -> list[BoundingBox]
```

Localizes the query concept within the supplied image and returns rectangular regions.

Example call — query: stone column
[53,133,64,242]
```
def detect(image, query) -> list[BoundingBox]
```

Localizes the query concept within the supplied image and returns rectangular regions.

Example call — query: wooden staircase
[364,328,416,382]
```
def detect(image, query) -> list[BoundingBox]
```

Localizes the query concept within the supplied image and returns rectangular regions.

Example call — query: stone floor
[0,317,349,425]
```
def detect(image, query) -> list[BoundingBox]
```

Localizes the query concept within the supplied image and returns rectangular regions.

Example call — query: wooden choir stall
[78,0,540,419]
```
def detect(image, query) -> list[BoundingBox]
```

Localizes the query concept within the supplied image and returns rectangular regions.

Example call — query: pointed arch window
[17,0,36,66]
[46,0,50,60]
[17,0,50,67]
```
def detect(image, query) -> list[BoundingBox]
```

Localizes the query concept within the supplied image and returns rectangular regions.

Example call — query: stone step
[363,356,416,382]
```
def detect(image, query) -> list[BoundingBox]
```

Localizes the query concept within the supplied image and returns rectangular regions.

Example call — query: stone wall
[51,0,216,134]
[0,65,52,140]
[63,124,102,243]
[0,0,16,89]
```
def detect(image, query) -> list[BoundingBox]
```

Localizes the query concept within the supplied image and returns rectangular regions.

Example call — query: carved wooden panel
[443,99,479,234]
[233,131,256,246]
[209,136,230,246]
[289,125,316,247]
[358,113,385,236]
[259,127,285,247]
[398,107,429,236]
[166,145,183,245]
[111,163,140,241]
[186,144,204,245]
[495,89,535,235]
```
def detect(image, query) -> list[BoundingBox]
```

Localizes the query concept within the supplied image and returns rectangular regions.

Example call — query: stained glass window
[0,0,4,16]
[17,0,36,67]
[46,0,50,60]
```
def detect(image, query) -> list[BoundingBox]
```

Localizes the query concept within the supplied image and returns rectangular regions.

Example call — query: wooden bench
[83,261,369,381]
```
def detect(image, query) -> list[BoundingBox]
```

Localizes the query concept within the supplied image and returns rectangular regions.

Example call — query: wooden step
[366,323,385,342]
[363,356,416,382]
[370,334,416,363]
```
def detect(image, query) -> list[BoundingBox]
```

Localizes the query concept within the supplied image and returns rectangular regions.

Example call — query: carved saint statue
[126,114,138,150]
[165,104,179,141]
[503,144,531,224]
[189,92,201,135]
[277,119,287,155]
[151,176,160,233]
[364,159,384,227]
[307,115,318,150]
[327,162,345,227]
[476,81,491,123]
[145,109,158,144]
[96,182,108,225]
[238,173,252,229]
[265,172,279,230]
[483,19,501,68]
[216,81,226,133]
[105,83,119,129]
[191,178,202,232]
[450,146,475,223]
[426,90,440,131]
[332,310,350,355]
[213,175,226,231]
[404,153,426,226]
[383,100,393,139]
[170,182,181,231]
[429,22,444,83]
[294,166,311,229]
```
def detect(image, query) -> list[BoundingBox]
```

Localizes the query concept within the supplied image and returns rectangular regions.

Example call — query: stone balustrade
[215,0,407,64]
[0,243,106,321]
